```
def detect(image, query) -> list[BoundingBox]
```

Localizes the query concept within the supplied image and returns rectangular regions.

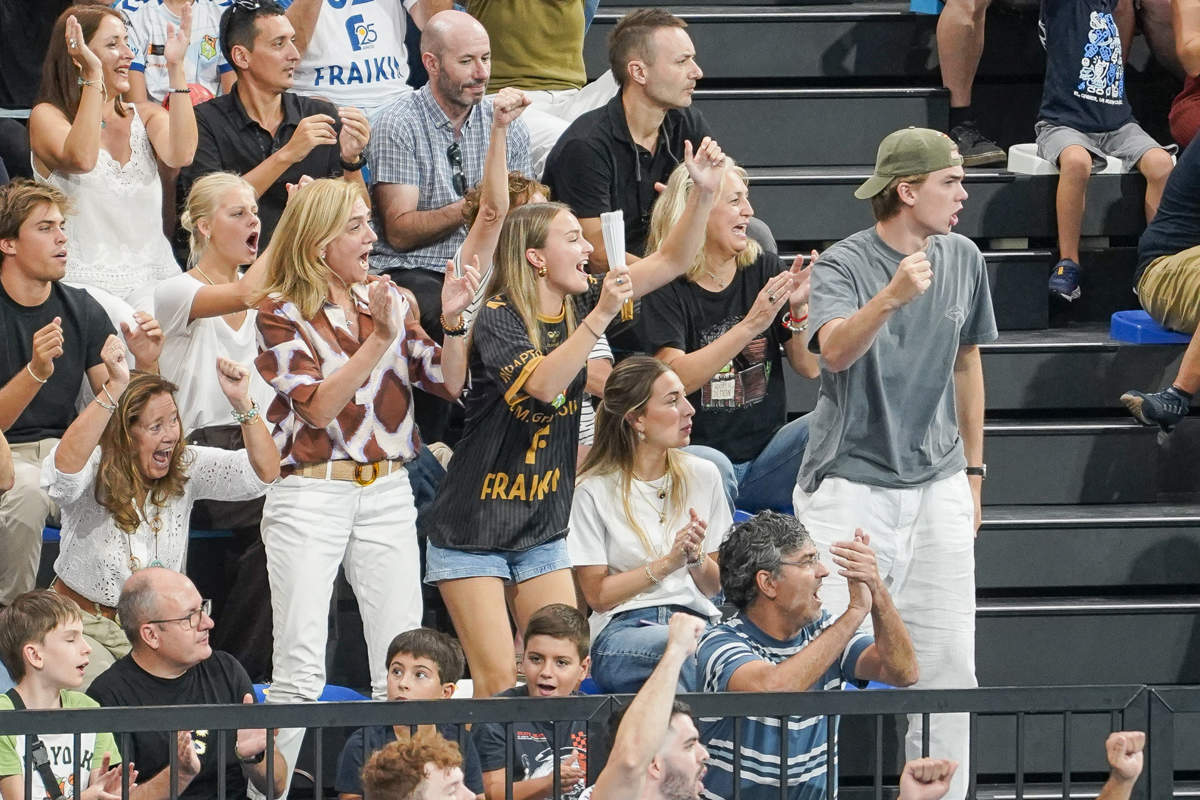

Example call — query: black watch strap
[965,465,987,479]
[340,154,366,172]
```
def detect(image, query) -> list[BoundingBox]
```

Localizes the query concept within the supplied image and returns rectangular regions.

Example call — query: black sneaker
[1121,386,1192,433]
[948,122,1006,167]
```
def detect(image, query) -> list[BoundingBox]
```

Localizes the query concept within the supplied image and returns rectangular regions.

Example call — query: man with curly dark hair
[694,511,918,800]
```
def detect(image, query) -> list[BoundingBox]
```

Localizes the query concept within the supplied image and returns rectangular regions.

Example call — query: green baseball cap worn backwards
[854,127,965,200]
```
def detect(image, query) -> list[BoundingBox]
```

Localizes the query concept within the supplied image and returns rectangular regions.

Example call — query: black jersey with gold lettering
[425,295,586,552]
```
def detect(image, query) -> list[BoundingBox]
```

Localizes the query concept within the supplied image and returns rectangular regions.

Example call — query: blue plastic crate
[1110,310,1191,344]
[910,0,945,13]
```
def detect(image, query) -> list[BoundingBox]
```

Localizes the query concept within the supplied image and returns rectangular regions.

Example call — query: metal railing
[0,685,1180,800]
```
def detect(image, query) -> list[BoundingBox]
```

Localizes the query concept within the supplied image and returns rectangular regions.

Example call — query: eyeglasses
[779,554,822,570]
[147,599,212,630]
[446,142,466,196]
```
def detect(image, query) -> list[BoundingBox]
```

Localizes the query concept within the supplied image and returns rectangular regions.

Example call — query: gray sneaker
[1121,386,1192,433]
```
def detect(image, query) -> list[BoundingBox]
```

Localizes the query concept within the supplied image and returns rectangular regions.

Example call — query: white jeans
[508,70,620,177]
[262,468,422,796]
[793,472,976,800]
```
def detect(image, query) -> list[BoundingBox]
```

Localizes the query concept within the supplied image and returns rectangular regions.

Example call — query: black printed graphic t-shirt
[425,294,587,552]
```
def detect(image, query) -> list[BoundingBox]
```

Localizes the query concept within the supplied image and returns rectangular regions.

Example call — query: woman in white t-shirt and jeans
[568,356,731,693]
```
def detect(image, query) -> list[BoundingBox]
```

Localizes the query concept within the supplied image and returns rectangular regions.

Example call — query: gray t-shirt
[797,228,997,492]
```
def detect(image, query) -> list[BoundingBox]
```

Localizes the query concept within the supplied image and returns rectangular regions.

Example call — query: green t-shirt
[467,0,586,92]
[0,691,121,800]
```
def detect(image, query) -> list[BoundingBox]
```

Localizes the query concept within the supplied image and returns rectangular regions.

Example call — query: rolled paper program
[600,210,635,321]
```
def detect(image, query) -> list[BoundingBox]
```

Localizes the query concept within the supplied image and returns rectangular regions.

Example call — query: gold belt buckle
[353,462,380,486]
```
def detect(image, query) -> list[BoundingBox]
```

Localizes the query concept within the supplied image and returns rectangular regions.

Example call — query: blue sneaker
[1121,386,1192,433]
[1049,258,1082,301]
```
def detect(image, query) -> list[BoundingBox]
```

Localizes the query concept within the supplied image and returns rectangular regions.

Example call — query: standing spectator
[30,4,196,320]
[187,0,371,248]
[794,127,996,800]
[0,179,164,609]
[121,0,234,104]
[44,355,278,685]
[421,138,725,700]
[252,178,478,794]
[284,0,450,121]
[641,159,819,513]
[368,9,531,443]
[89,567,287,800]
[155,171,278,679]
[569,356,726,693]
[1038,0,1175,302]
[696,512,918,800]
[467,0,618,175]
[0,591,129,800]
[935,0,1005,165]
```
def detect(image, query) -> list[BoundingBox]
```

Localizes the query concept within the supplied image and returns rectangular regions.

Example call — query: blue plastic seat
[252,683,369,703]
[1110,310,1191,344]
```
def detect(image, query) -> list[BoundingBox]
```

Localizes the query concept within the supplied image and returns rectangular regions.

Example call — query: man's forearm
[385,201,465,251]
[953,346,985,467]
[818,290,901,373]
[755,609,867,693]
[868,588,919,686]
[243,151,299,200]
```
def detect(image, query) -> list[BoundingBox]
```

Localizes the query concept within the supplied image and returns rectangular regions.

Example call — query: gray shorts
[1035,119,1169,172]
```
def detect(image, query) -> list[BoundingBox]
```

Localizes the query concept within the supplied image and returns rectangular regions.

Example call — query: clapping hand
[99,335,129,393]
[338,106,370,161]
[162,2,192,69]
[65,15,102,81]
[834,529,879,615]
[788,250,817,311]
[81,754,138,800]
[121,311,164,369]
[441,255,483,320]
[368,277,399,342]
[666,508,707,571]
[29,317,64,382]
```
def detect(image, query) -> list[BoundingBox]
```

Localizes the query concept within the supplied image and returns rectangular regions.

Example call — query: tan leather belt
[283,458,403,486]
[51,577,118,621]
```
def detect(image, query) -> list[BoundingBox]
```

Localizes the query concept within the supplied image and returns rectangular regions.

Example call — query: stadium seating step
[695,87,948,167]
[977,503,1200,591]
[746,166,1147,244]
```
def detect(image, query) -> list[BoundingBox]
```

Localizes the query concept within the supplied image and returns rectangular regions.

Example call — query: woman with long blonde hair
[569,356,728,693]
[252,177,479,786]
[44,340,277,687]
[421,137,728,700]
[640,158,820,515]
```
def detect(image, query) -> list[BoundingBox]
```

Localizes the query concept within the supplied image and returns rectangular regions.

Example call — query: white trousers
[793,472,976,800]
[509,70,620,178]
[262,468,422,797]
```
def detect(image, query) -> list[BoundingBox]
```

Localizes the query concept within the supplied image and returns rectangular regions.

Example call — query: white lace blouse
[43,444,272,607]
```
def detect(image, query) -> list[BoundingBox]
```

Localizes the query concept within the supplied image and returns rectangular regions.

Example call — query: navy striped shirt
[697,611,872,800]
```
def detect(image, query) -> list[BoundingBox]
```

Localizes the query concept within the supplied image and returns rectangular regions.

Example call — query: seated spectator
[696,511,918,800]
[29,4,195,320]
[252,177,478,795]
[934,0,1005,166]
[1173,1,1200,149]
[1120,123,1200,431]
[369,10,532,445]
[283,0,447,121]
[187,0,370,248]
[0,179,162,610]
[422,139,725,701]
[467,0,618,176]
[123,0,234,104]
[44,358,278,685]
[89,568,286,800]
[569,356,727,693]
[361,730,474,800]
[577,612,708,800]
[472,605,591,800]
[335,628,483,800]
[155,171,279,679]
[640,160,818,513]
[542,10,774,355]
[0,590,129,800]
[1039,0,1175,302]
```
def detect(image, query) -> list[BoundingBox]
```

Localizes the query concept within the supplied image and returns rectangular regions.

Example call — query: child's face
[31,618,91,689]
[521,635,589,698]
[386,652,455,702]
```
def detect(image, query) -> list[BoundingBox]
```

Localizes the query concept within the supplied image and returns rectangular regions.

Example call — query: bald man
[366,9,531,444]
[88,568,287,800]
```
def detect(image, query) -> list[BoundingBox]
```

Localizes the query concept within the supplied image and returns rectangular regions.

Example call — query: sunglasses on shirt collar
[446,141,467,197]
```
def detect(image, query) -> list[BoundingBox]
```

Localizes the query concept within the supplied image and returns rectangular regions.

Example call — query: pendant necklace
[128,493,165,571]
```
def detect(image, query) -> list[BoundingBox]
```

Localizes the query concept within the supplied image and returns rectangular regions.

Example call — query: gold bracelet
[644,561,661,585]
[77,77,107,101]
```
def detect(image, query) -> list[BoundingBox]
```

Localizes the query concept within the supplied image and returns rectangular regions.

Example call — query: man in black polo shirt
[186,0,371,246]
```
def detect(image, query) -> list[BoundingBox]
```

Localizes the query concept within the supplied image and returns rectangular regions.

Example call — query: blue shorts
[424,537,571,584]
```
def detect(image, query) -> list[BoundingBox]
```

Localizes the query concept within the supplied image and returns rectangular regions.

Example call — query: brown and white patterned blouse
[255,284,452,468]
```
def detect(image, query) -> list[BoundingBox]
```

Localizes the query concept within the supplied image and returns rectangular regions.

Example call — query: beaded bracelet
[782,311,809,333]
[440,313,467,337]
[231,401,260,425]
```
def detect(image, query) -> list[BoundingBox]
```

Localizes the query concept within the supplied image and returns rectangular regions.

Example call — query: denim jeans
[685,415,810,515]
[590,606,707,694]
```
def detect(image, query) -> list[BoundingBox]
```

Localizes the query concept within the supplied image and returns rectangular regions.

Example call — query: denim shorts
[423,537,572,585]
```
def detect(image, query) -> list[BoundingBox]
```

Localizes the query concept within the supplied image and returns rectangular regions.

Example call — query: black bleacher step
[747,167,1146,244]
[584,3,1044,83]
[695,87,948,167]
[977,595,1200,686]
[983,419,1158,505]
[978,503,1200,590]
